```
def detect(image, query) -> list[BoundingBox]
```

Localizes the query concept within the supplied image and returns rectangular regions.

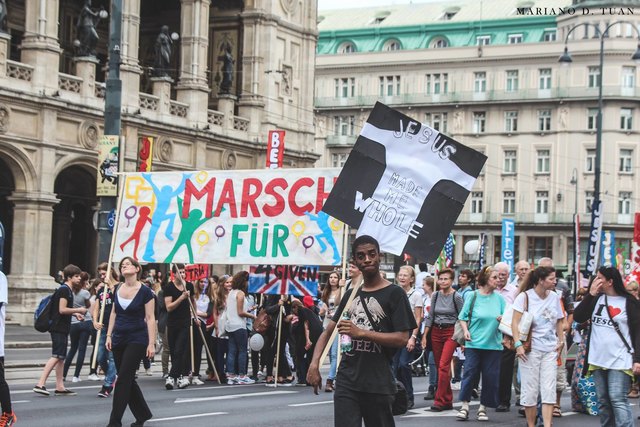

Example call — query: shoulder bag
[604,294,634,354]
[358,290,408,416]
[503,292,533,352]
[452,291,477,346]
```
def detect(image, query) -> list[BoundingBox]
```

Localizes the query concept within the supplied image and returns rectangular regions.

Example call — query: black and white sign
[585,199,603,277]
[322,103,487,263]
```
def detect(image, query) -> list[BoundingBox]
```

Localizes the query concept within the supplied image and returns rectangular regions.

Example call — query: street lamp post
[559,21,640,202]
[97,0,123,265]
[559,21,640,278]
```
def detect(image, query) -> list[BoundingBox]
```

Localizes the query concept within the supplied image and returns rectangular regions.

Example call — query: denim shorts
[51,331,68,360]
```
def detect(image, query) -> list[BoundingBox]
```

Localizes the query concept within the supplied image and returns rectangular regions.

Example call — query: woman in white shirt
[225,271,257,385]
[320,271,342,392]
[574,266,640,427]
[512,266,564,427]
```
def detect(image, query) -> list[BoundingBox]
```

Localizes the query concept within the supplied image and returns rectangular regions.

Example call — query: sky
[318,0,438,10]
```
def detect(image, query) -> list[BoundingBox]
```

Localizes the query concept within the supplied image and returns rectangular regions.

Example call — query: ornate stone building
[0,0,318,323]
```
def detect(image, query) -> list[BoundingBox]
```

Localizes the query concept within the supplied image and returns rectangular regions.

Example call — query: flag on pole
[321,102,486,263]
[435,233,455,273]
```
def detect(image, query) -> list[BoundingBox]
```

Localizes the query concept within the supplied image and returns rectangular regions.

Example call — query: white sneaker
[145,369,153,376]
[177,376,190,389]
[236,376,255,385]
[227,376,237,385]
[87,374,102,381]
[165,376,175,390]
[72,377,81,383]
[191,377,204,385]
[451,382,461,390]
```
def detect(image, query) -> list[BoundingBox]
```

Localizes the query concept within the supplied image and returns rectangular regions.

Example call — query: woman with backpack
[573,266,640,427]
[455,266,506,422]
[422,268,464,412]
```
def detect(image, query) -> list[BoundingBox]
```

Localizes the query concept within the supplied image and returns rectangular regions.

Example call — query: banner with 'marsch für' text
[113,168,344,266]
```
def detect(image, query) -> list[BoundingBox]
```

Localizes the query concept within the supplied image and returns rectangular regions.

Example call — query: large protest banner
[113,168,343,265]
[322,102,487,263]
[248,265,319,297]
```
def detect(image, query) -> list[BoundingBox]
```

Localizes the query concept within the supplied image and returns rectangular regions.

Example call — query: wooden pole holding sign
[91,180,125,370]
[273,303,285,388]
[183,290,221,384]
[336,224,349,370]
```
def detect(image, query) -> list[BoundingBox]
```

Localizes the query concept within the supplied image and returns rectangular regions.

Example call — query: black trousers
[0,357,11,414]
[498,347,516,406]
[167,323,190,378]
[109,343,152,427]
[193,321,208,376]
[334,385,395,427]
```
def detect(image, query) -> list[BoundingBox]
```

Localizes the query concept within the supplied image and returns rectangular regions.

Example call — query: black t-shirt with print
[95,285,114,324]
[164,281,194,328]
[295,307,324,342]
[332,284,416,396]
[50,284,74,334]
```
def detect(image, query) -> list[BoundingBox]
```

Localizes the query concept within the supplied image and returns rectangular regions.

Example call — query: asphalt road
[8,365,615,427]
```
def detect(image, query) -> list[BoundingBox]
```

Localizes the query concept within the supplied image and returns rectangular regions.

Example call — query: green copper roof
[318,0,572,54]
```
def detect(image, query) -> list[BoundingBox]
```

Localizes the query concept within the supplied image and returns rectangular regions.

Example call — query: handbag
[253,307,272,334]
[358,290,408,416]
[502,292,532,353]
[604,294,634,354]
[452,291,477,346]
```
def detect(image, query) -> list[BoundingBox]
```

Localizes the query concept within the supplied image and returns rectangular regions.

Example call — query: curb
[6,362,45,369]
[6,342,49,349]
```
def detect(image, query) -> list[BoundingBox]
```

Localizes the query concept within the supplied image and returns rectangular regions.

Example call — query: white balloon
[464,239,480,255]
[249,333,264,351]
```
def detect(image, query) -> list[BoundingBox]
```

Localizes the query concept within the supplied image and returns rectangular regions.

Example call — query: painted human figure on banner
[305,211,340,265]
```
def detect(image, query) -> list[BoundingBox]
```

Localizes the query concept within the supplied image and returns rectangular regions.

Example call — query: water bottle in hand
[340,311,352,353]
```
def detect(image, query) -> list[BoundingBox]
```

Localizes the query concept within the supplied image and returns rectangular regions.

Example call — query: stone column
[151,76,174,117]
[121,0,142,112]
[217,94,236,130]
[74,56,99,99]
[21,0,62,93]
[0,33,10,79]
[6,192,59,325]
[176,0,211,126]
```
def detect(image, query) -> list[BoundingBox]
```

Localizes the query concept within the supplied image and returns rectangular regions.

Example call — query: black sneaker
[54,389,77,396]
[97,386,112,398]
[33,385,49,396]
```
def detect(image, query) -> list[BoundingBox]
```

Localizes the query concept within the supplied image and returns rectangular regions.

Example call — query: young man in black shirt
[307,235,416,426]
[34,264,88,396]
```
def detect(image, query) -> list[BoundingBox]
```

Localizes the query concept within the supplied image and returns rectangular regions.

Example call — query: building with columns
[0,0,318,324]
[315,0,640,272]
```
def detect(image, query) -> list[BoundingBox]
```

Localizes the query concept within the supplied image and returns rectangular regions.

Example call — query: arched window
[430,37,449,49]
[338,42,356,54]
[383,39,401,51]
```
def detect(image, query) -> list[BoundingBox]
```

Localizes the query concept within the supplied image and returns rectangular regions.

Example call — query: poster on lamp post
[137,136,154,172]
[266,130,285,169]
[97,135,120,196]
[501,219,515,276]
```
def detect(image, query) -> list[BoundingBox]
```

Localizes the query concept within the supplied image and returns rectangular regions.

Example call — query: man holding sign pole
[307,235,416,427]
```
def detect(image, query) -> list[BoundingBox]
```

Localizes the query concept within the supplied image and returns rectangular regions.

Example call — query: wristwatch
[411,334,417,340]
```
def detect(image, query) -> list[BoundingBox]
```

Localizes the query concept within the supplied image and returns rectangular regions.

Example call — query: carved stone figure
[219,45,234,94]
[154,26,173,78]
[76,0,103,57]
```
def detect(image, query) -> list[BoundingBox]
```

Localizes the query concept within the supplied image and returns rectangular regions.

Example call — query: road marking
[13,384,100,395]
[12,400,30,404]
[147,412,227,422]
[175,390,296,404]
[289,400,333,407]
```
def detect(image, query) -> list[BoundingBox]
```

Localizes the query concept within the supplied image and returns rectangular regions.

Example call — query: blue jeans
[425,350,437,387]
[63,321,93,379]
[392,346,414,402]
[97,329,117,388]
[593,369,633,427]
[328,336,338,381]
[227,328,248,376]
[459,348,501,407]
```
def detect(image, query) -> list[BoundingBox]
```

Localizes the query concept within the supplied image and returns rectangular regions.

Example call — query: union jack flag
[248,265,319,297]
[435,233,455,273]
